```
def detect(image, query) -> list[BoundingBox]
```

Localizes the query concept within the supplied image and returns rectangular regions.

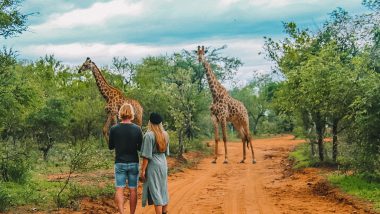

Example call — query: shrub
[0,187,11,212]
[0,148,30,183]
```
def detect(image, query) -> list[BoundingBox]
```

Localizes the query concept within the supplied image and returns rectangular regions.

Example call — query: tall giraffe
[78,57,143,141]
[197,46,256,164]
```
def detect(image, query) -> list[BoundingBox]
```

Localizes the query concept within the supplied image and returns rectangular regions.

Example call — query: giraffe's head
[78,57,93,73]
[197,45,206,63]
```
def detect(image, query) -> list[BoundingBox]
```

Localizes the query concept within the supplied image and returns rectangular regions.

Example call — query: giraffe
[197,46,256,164]
[78,57,143,141]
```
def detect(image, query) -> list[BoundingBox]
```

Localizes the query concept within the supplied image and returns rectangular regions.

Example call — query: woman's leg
[129,188,137,214]
[163,204,168,213]
[154,205,162,214]
[115,187,125,214]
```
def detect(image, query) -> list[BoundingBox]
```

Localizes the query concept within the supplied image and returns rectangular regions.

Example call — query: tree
[0,0,30,38]
[168,68,201,157]
[264,22,331,161]
[111,56,136,89]
[180,45,243,92]
[231,75,279,135]
[28,98,68,160]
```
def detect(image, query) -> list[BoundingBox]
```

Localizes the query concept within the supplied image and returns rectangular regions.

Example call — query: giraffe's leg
[234,124,246,163]
[211,115,219,164]
[248,135,256,164]
[240,135,247,163]
[221,119,228,164]
[103,113,114,143]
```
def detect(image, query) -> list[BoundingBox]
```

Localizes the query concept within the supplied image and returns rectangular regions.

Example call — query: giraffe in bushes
[197,46,256,164]
[78,57,143,141]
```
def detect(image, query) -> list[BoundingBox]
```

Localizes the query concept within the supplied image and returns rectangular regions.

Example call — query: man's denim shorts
[114,162,139,188]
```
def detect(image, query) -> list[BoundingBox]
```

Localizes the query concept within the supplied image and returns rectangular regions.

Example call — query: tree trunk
[332,119,338,162]
[43,149,49,161]
[307,127,316,156]
[253,114,263,135]
[314,113,325,162]
[178,130,184,158]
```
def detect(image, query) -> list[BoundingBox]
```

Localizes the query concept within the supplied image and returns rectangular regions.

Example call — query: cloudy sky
[1,0,365,85]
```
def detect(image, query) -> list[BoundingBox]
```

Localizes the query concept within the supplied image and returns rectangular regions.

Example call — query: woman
[140,112,170,214]
[109,103,143,214]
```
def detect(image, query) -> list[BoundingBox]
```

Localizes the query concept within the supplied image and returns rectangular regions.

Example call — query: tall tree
[0,0,29,38]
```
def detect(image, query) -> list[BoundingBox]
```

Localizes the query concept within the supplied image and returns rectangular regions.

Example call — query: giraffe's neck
[90,64,114,101]
[201,58,227,101]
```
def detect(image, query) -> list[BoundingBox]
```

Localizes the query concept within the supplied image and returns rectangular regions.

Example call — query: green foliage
[180,45,243,91]
[0,144,30,183]
[230,75,285,135]
[265,4,380,165]
[342,72,380,176]
[328,173,380,210]
[1,158,29,183]
[55,183,114,209]
[362,0,380,10]
[289,143,318,169]
[0,186,11,212]
[0,0,30,38]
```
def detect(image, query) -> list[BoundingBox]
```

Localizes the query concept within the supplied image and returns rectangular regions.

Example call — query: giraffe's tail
[241,127,250,148]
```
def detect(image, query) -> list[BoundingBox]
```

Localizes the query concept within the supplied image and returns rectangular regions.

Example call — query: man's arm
[108,127,115,150]
[137,128,143,151]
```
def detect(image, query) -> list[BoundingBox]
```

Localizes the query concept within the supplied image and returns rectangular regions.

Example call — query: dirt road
[113,135,369,214]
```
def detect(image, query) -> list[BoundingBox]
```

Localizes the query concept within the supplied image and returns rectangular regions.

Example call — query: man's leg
[115,187,125,214]
[129,188,137,214]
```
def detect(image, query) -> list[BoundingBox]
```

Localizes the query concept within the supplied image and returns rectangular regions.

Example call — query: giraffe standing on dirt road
[197,46,256,164]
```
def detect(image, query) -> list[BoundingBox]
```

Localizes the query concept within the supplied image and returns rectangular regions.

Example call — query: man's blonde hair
[118,103,135,120]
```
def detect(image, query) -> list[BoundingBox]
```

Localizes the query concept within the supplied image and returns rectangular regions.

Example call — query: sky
[1,0,366,86]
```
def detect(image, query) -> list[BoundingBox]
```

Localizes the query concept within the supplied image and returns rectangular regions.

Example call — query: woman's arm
[140,157,149,182]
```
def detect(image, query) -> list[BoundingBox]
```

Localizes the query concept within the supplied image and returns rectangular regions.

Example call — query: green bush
[289,143,318,169]
[0,155,30,184]
[167,130,179,155]
[0,187,12,212]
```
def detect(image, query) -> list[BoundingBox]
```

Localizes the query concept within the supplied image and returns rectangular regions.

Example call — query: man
[109,103,142,214]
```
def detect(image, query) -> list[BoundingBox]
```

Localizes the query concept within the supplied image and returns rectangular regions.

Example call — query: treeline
[0,46,284,210]
[264,1,380,178]
[0,47,285,159]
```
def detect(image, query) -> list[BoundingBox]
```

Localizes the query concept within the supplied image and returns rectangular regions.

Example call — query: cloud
[248,0,318,8]
[5,0,364,48]
[19,37,271,88]
[20,38,267,66]
[31,0,144,31]
[2,0,365,88]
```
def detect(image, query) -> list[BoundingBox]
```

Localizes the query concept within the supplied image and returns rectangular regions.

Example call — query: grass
[1,173,115,212]
[328,173,380,210]
[290,142,380,211]
[289,143,318,169]
[1,136,212,212]
[289,142,338,169]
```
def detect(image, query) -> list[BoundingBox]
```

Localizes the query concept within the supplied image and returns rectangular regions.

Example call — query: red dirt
[11,135,377,214]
